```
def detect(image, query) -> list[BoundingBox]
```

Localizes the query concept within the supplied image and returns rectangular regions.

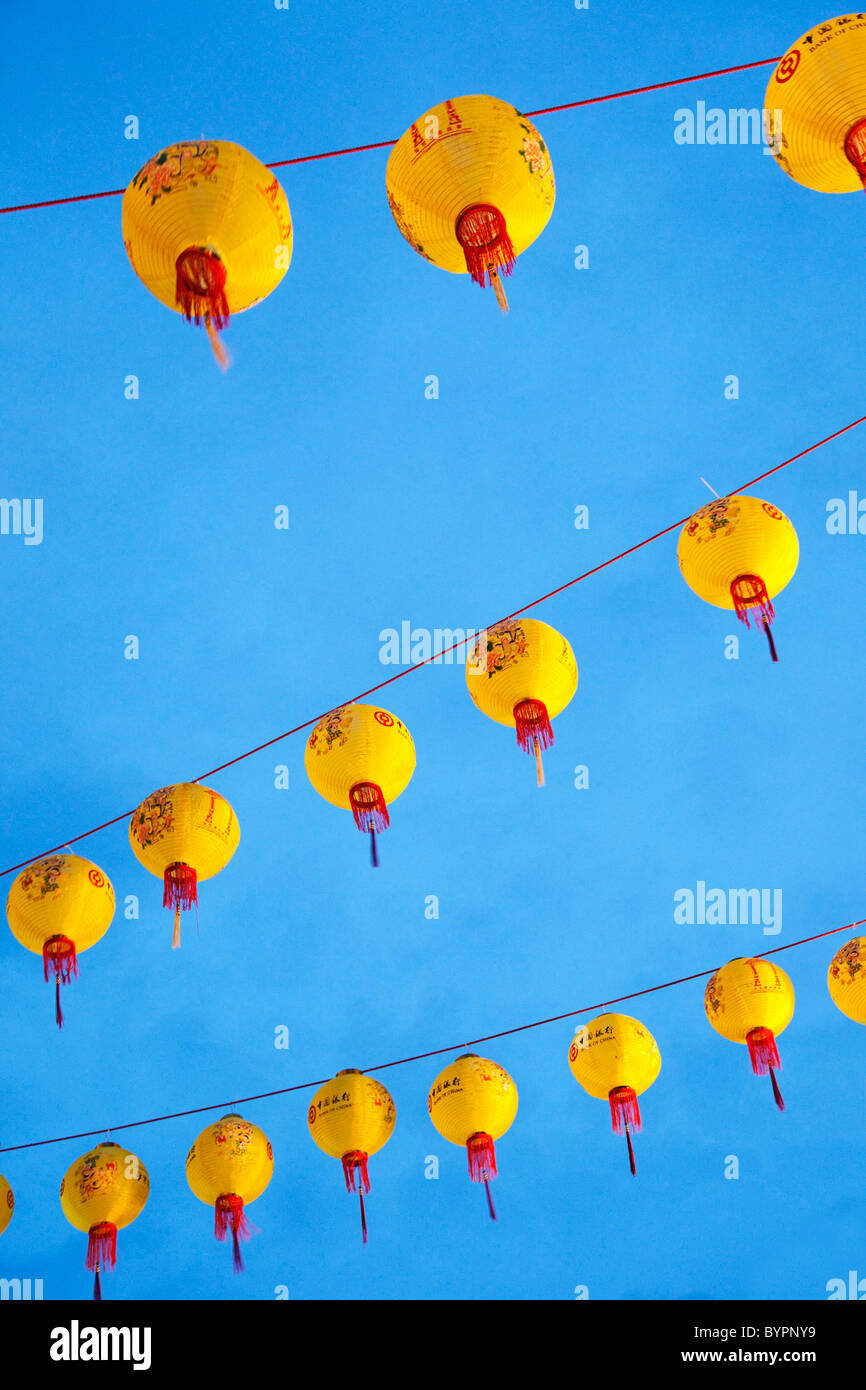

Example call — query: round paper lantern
[0,1175,13,1237]
[60,1142,149,1300]
[186,1113,273,1272]
[828,936,866,1024]
[307,1069,396,1242]
[129,783,239,948]
[765,15,866,193]
[678,495,799,661]
[568,1012,661,1175]
[705,957,795,1110]
[386,95,555,311]
[305,703,416,865]
[122,140,292,365]
[466,618,577,785]
[6,854,115,1027]
[428,1054,517,1220]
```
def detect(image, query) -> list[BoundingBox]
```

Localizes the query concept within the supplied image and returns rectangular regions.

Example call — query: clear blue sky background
[0,0,864,1301]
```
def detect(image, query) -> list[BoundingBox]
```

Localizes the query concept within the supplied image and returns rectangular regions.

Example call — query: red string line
[1,410,862,882]
[0,917,859,1156]
[0,57,780,216]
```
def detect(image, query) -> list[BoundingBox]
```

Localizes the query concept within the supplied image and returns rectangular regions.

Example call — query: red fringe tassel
[609,1085,642,1134]
[747,1027,785,1111]
[215,1194,250,1274]
[349,783,390,846]
[513,699,554,755]
[731,574,775,630]
[342,1152,370,1244]
[845,120,866,190]
[175,247,229,328]
[163,862,198,910]
[86,1222,117,1294]
[456,204,516,290]
[467,1132,497,1182]
[43,936,78,1029]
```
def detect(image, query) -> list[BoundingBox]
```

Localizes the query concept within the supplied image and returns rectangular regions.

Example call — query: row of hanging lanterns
[2,945,864,1297]
[3,485,803,1028]
[117,14,866,367]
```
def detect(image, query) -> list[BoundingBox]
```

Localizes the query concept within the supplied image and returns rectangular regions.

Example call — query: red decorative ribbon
[342,1151,371,1244]
[609,1085,641,1175]
[455,205,516,288]
[845,119,866,190]
[43,935,78,1028]
[86,1221,117,1299]
[215,1193,250,1273]
[747,1027,785,1111]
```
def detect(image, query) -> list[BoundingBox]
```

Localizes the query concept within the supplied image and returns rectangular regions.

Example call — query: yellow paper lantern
[186,1113,273,1272]
[677,495,799,660]
[122,140,292,366]
[705,957,795,1110]
[765,15,866,194]
[0,1175,13,1238]
[129,782,240,948]
[428,1054,517,1219]
[6,854,115,1027]
[60,1141,149,1300]
[828,936,866,1024]
[466,617,577,785]
[386,95,555,311]
[567,1013,661,1175]
[304,703,416,865]
[307,1069,396,1242]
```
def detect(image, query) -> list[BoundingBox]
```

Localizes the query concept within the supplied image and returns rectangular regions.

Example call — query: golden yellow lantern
[765,16,866,194]
[568,1013,661,1175]
[466,617,577,785]
[186,1113,273,1272]
[428,1054,517,1220]
[677,495,799,660]
[305,703,416,865]
[60,1141,149,1300]
[6,854,115,1027]
[705,957,795,1110]
[828,936,866,1024]
[0,1174,13,1237]
[307,1069,396,1242]
[129,782,240,948]
[122,140,292,366]
[386,95,555,311]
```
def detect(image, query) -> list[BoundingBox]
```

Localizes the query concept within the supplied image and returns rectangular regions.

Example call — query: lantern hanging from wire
[765,16,866,197]
[6,854,115,1028]
[307,1069,396,1243]
[705,957,795,1110]
[129,782,239,949]
[567,1012,661,1175]
[466,617,577,786]
[0,1175,13,1238]
[428,1054,517,1220]
[186,1113,273,1273]
[60,1142,149,1300]
[677,495,799,661]
[304,703,416,866]
[122,140,292,367]
[828,936,866,1025]
[386,95,555,311]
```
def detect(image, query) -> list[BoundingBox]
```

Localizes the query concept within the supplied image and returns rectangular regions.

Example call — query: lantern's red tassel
[215,1194,250,1273]
[43,936,78,1029]
[609,1085,642,1134]
[342,1152,371,1244]
[349,783,390,842]
[845,119,866,190]
[456,204,516,310]
[747,1027,785,1110]
[731,574,775,630]
[175,247,230,367]
[163,863,197,948]
[514,699,554,754]
[86,1222,117,1276]
[467,1132,497,1181]
[342,1150,371,1195]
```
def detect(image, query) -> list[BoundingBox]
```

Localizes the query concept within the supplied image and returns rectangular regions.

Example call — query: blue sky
[0,0,864,1301]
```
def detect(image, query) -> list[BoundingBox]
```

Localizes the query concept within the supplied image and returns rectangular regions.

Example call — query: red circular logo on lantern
[569,1042,578,1063]
[6,1190,12,1210]
[762,503,783,520]
[775,50,800,83]
[88,868,105,887]
[374,711,394,726]
[266,1142,273,1160]
[307,1105,316,1126]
